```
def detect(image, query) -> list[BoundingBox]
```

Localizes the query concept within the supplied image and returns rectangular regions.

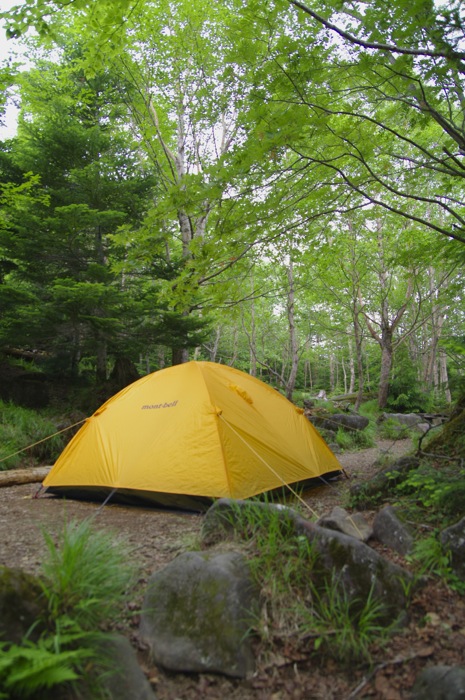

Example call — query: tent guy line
[0,418,87,466]
[217,412,321,519]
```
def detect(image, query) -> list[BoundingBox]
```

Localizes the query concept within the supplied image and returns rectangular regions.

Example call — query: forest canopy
[0,0,464,410]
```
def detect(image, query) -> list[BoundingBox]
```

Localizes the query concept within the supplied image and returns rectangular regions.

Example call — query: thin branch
[288,0,465,63]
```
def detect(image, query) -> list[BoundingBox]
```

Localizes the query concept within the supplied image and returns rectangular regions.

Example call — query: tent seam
[197,362,234,498]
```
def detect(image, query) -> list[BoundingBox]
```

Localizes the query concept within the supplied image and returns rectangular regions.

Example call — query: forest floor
[1,438,465,699]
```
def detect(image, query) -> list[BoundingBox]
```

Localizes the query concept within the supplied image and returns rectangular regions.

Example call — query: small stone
[372,505,414,556]
[317,506,373,542]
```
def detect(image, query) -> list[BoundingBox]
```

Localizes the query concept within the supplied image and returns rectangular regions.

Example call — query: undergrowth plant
[335,426,375,451]
[358,400,379,421]
[407,533,465,595]
[298,578,388,665]
[0,400,65,470]
[0,518,137,698]
[0,639,92,700]
[394,460,465,525]
[378,418,412,441]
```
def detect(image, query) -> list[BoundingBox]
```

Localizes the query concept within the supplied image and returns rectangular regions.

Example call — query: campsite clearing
[1,438,465,699]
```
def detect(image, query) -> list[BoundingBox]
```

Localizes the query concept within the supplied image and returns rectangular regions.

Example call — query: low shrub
[335,427,375,451]
[394,460,465,525]
[407,533,465,595]
[358,400,380,421]
[378,418,412,441]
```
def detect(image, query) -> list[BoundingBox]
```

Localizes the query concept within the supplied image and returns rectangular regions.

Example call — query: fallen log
[0,466,51,487]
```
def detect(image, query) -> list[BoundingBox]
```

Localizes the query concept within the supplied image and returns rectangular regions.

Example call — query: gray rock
[203,499,412,624]
[295,519,412,622]
[309,413,369,432]
[373,505,414,556]
[440,517,465,579]
[101,635,157,700]
[411,665,465,699]
[0,566,45,644]
[140,551,259,678]
[381,413,422,427]
[317,506,373,542]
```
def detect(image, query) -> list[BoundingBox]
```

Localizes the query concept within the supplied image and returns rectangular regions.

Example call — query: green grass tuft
[41,518,136,630]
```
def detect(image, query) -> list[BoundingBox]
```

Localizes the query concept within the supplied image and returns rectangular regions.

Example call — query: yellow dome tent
[43,361,341,510]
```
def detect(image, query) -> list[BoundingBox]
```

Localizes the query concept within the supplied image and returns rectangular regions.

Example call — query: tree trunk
[109,356,140,390]
[439,349,452,404]
[329,352,336,393]
[249,290,257,377]
[348,335,355,394]
[378,339,394,409]
[342,357,348,394]
[304,358,312,390]
[172,347,189,365]
[227,324,238,366]
[360,219,413,409]
[285,260,299,400]
[95,333,108,383]
[208,327,221,362]
[353,310,365,412]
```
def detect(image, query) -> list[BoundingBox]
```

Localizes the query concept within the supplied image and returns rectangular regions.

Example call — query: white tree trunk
[285,260,299,400]
[439,350,452,404]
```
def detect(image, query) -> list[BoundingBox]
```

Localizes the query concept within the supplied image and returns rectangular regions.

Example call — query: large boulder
[202,499,412,624]
[309,413,369,433]
[381,413,423,428]
[0,566,45,643]
[295,519,412,622]
[140,551,259,678]
[440,517,465,579]
[372,505,414,556]
[380,413,431,434]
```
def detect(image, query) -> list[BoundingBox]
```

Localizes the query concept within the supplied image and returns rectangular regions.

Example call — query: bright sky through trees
[0,0,28,137]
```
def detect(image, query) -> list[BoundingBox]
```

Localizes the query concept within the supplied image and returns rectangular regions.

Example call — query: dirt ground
[1,438,465,699]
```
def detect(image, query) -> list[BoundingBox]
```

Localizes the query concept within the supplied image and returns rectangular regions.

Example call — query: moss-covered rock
[0,566,45,643]
[203,499,412,626]
[426,403,465,459]
[295,520,412,624]
[140,551,259,678]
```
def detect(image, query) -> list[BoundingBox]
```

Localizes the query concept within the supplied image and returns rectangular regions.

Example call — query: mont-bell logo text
[141,400,178,410]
